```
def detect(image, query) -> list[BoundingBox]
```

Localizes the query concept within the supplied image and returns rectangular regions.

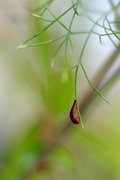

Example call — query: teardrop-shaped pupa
[70,100,80,124]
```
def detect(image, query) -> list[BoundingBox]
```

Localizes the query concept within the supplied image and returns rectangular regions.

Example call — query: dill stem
[22,45,120,179]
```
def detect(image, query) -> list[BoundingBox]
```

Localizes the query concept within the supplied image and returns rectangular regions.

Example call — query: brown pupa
[70,100,80,124]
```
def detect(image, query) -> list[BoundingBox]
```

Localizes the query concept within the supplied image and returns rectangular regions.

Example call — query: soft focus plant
[0,0,120,180]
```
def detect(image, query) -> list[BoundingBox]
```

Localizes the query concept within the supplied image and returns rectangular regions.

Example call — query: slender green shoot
[17,35,66,49]
[17,3,78,48]
[74,14,111,127]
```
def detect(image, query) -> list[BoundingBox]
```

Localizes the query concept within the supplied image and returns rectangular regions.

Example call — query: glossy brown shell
[70,100,80,124]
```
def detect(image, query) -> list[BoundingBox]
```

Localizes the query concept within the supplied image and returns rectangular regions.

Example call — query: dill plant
[0,1,119,179]
[18,0,120,128]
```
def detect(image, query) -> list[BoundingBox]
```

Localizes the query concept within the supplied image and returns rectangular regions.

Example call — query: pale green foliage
[0,0,120,179]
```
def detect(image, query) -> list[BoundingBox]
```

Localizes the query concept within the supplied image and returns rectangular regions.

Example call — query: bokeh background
[0,0,120,179]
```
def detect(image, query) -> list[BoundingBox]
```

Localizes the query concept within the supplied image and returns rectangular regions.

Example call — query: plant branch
[22,44,120,179]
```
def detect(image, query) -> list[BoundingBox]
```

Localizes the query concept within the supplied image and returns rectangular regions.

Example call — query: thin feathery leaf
[17,35,66,49]
[74,14,110,124]
[80,62,110,105]
[103,15,118,49]
[53,37,67,57]
[47,9,70,33]
[18,3,78,47]
[32,13,53,22]
[64,10,76,60]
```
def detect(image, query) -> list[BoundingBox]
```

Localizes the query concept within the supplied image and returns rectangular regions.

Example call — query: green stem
[22,46,120,179]
[18,2,78,47]
[74,14,108,128]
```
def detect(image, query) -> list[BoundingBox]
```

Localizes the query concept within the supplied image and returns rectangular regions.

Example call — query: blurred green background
[0,0,120,179]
